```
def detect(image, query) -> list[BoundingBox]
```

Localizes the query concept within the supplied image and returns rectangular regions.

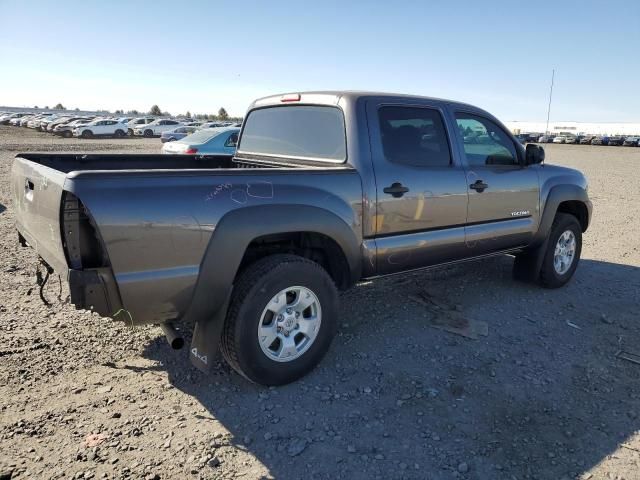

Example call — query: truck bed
[11,152,361,325]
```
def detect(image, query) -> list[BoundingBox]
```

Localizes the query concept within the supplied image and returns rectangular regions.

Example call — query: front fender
[532,183,591,247]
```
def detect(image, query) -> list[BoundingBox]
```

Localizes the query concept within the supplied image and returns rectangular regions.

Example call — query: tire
[539,213,582,288]
[221,254,339,386]
[143,129,153,137]
[81,130,92,138]
[63,131,72,138]
[128,128,134,136]
[114,129,125,138]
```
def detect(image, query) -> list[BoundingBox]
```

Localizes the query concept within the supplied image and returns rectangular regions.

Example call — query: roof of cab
[250,90,485,113]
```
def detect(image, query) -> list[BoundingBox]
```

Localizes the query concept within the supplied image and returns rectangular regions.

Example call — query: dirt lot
[0,126,639,480]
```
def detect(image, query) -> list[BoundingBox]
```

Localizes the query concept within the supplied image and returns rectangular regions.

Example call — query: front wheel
[221,254,338,385]
[143,129,153,137]
[81,130,92,138]
[539,213,582,288]
[114,129,125,138]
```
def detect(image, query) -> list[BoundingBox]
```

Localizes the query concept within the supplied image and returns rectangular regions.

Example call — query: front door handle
[383,182,410,198]
[469,180,488,192]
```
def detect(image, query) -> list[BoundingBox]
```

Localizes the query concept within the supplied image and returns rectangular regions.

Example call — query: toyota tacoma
[11,91,592,385]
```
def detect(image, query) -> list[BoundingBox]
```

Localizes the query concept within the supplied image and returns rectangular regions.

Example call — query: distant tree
[127,109,139,115]
[54,103,66,110]
[74,107,80,111]
[185,111,191,119]
[149,105,162,116]
[218,107,229,120]
[115,109,123,114]
[34,105,38,109]
[44,105,49,110]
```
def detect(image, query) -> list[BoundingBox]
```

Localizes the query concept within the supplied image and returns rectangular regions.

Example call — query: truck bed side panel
[65,170,362,325]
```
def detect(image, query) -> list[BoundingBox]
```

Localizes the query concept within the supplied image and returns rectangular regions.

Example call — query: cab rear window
[238,105,346,162]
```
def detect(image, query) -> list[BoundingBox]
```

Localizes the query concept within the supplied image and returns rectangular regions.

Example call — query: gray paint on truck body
[11,91,592,335]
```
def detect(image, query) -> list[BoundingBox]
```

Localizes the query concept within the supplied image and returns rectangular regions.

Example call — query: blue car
[161,127,240,155]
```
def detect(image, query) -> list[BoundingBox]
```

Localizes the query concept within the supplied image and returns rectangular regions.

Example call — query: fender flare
[514,184,590,284]
[532,184,590,247]
[185,204,361,372]
[183,204,361,327]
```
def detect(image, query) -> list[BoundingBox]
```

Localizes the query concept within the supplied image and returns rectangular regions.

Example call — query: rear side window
[238,106,346,162]
[378,106,451,166]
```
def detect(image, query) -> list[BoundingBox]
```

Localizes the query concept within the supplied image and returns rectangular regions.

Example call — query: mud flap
[513,236,549,283]
[189,294,231,373]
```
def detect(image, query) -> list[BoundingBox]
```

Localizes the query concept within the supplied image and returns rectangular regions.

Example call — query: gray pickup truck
[12,91,592,385]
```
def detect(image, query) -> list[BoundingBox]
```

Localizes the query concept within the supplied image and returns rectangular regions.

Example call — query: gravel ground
[1,126,639,480]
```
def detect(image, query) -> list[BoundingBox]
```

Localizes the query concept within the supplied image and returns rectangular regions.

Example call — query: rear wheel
[114,129,125,138]
[221,254,338,385]
[63,130,72,138]
[539,213,582,288]
[128,128,134,136]
[81,130,92,138]
[143,129,153,137]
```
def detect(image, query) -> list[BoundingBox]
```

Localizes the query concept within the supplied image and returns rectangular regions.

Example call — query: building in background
[505,121,640,136]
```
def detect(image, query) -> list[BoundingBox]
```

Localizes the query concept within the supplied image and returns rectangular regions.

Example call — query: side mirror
[525,143,545,165]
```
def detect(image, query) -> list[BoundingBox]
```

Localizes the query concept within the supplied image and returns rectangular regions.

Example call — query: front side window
[238,105,346,162]
[378,106,451,166]
[455,113,518,166]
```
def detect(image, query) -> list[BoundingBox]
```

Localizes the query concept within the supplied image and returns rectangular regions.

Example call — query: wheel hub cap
[553,230,576,275]
[258,286,321,362]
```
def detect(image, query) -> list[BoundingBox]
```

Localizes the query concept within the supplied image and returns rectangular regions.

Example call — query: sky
[1,0,639,121]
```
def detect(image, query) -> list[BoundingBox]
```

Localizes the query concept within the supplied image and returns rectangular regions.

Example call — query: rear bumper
[68,268,123,318]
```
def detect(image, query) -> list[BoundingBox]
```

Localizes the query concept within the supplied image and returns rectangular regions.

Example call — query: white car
[125,117,155,136]
[73,119,128,138]
[133,119,183,137]
[552,136,566,144]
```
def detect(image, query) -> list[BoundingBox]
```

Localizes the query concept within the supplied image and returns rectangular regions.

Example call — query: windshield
[238,105,346,162]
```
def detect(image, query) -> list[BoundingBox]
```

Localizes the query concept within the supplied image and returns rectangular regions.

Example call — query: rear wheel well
[239,232,351,290]
[557,201,589,232]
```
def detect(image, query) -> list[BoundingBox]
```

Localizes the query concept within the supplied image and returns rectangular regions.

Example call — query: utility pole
[545,69,555,135]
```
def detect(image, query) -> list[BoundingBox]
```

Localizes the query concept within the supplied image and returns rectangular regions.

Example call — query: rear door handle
[469,180,488,192]
[383,182,410,198]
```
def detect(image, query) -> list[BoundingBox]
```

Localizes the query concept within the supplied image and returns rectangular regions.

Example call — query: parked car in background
[39,115,65,131]
[591,136,609,146]
[73,119,127,138]
[579,136,595,145]
[53,118,92,137]
[160,126,199,143]
[126,117,155,136]
[134,119,183,137]
[199,121,228,129]
[1,112,30,125]
[9,114,33,127]
[552,135,566,144]
[161,127,239,154]
[608,136,625,146]
[564,135,578,144]
[623,136,640,146]
[538,134,554,143]
[18,116,34,127]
